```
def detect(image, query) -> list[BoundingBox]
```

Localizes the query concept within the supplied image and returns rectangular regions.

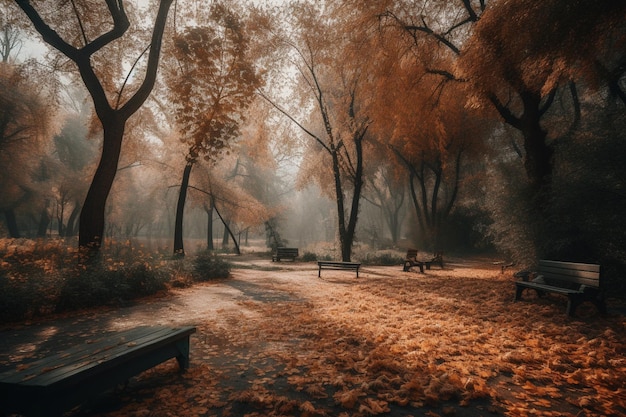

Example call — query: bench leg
[175,338,191,371]
[594,297,607,316]
[356,267,359,278]
[514,285,525,301]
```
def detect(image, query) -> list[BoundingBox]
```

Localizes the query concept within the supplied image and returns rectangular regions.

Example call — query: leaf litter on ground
[1,255,625,417]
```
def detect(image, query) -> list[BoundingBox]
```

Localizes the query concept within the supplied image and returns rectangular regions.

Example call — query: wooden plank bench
[403,249,444,273]
[0,325,196,417]
[272,247,299,262]
[318,261,361,278]
[514,260,606,317]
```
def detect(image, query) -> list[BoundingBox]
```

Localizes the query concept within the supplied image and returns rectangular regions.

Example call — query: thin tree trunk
[173,161,193,256]
[205,201,214,251]
[214,204,240,255]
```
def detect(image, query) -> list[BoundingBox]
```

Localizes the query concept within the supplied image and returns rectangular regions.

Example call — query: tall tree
[0,61,55,237]
[13,0,174,251]
[263,2,372,262]
[164,3,262,256]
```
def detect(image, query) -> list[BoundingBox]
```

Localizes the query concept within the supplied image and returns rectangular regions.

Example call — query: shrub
[360,250,404,266]
[0,239,174,322]
[301,251,318,262]
[192,251,231,281]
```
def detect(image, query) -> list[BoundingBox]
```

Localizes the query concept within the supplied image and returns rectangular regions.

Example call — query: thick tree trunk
[173,162,193,256]
[37,206,50,237]
[79,121,124,250]
[520,92,553,191]
[4,209,20,238]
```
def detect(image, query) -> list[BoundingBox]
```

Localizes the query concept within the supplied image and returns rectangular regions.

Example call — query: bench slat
[0,326,174,385]
[317,261,361,278]
[272,247,299,262]
[514,260,605,317]
[0,326,195,416]
[30,327,194,387]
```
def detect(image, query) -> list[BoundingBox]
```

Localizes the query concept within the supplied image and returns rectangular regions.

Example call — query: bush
[192,251,231,281]
[56,261,169,312]
[360,250,404,266]
[301,251,318,262]
[0,239,174,322]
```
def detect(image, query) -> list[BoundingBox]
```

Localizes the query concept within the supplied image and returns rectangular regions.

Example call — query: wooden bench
[403,249,444,273]
[0,325,196,417]
[514,260,606,317]
[318,261,361,278]
[272,247,299,262]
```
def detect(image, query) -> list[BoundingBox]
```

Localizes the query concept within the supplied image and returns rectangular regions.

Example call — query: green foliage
[192,251,231,281]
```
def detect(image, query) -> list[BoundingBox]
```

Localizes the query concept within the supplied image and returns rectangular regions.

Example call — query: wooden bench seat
[272,247,299,262]
[318,261,361,278]
[514,260,606,317]
[403,249,444,273]
[0,325,196,417]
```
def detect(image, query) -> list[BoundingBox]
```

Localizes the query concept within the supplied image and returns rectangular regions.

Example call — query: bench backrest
[406,249,418,260]
[538,260,601,290]
[276,247,298,255]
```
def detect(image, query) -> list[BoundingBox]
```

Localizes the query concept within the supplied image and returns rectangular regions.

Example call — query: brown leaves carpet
[1,255,625,417]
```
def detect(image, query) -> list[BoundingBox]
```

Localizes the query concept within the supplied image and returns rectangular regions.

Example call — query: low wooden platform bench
[318,261,361,278]
[514,260,606,317]
[0,325,196,417]
[272,247,299,262]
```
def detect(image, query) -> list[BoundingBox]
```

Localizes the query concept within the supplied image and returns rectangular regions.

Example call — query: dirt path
[1,256,625,417]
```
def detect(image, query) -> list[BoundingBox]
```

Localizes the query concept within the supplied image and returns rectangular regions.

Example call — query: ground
[1,255,625,417]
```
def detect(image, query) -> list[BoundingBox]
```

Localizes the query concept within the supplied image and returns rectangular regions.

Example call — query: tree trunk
[214,204,240,255]
[4,209,20,238]
[330,149,349,261]
[205,201,214,251]
[37,206,50,237]
[173,161,193,256]
[520,91,553,191]
[65,201,81,237]
[79,121,124,251]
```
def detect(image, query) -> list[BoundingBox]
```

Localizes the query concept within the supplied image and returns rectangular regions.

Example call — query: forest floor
[1,254,625,417]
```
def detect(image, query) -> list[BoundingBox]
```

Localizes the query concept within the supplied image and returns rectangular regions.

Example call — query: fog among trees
[2,0,626,273]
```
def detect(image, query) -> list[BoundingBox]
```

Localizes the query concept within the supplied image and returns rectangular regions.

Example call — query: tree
[263,2,372,262]
[13,0,175,251]
[164,3,263,256]
[0,61,55,237]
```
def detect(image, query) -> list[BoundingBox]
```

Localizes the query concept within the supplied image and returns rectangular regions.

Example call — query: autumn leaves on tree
[5,0,626,265]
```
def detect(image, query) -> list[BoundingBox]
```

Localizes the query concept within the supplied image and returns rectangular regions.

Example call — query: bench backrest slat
[406,249,418,259]
[276,248,298,255]
[538,260,600,289]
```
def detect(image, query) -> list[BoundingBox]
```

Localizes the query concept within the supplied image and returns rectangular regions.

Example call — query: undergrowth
[0,239,231,323]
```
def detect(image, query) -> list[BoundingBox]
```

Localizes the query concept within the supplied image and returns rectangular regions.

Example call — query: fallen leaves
[8,259,624,417]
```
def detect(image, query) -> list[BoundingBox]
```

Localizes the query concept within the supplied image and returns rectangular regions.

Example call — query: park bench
[0,325,196,417]
[272,247,299,262]
[318,261,361,278]
[403,249,444,273]
[514,260,606,317]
